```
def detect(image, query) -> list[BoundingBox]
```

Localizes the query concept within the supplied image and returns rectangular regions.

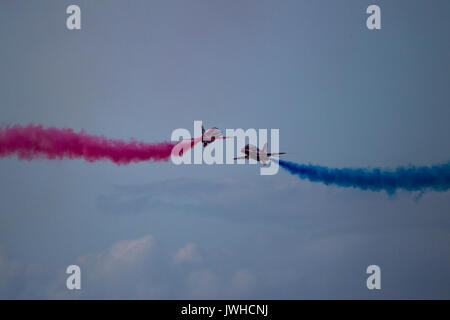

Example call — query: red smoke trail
[0,124,175,164]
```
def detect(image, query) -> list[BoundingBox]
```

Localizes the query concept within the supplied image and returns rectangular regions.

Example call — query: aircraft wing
[268,152,286,156]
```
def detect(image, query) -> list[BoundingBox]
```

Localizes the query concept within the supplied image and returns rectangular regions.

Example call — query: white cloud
[79,235,155,268]
[42,235,268,299]
[0,248,21,292]
[186,269,220,299]
[229,269,257,296]
[173,243,201,264]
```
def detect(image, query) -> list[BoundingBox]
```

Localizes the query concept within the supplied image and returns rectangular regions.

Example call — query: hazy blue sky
[0,0,449,298]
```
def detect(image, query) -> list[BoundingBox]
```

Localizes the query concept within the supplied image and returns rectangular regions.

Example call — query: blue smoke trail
[277,159,450,193]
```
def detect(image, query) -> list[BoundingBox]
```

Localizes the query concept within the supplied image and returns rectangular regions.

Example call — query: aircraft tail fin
[201,126,205,144]
[261,143,267,153]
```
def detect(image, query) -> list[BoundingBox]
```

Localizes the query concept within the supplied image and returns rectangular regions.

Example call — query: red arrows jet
[172,126,231,157]
[234,143,286,166]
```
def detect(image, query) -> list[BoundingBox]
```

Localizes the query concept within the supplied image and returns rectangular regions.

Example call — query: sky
[0,0,450,299]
